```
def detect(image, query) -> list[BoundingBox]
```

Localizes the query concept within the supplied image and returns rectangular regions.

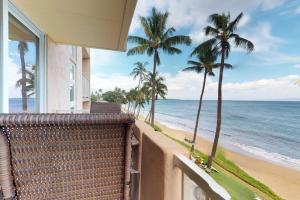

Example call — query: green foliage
[153,126,281,200]
[214,150,283,200]
[102,87,127,104]
[127,7,191,124]
[211,168,256,200]
[91,89,102,103]
[130,62,148,87]
[127,8,191,60]
[153,124,162,132]
[143,72,168,100]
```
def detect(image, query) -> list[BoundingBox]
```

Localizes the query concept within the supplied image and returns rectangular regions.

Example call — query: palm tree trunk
[137,105,141,118]
[145,110,150,122]
[133,104,137,116]
[207,47,225,169]
[189,69,208,159]
[20,48,27,112]
[127,102,131,113]
[150,49,158,126]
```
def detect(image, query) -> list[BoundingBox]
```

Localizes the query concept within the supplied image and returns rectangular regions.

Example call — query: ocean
[141,100,300,170]
[9,98,36,113]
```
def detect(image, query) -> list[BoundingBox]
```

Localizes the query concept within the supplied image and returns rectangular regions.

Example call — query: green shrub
[153,124,162,132]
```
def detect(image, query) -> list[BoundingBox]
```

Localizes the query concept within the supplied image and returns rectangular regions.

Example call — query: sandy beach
[153,120,300,200]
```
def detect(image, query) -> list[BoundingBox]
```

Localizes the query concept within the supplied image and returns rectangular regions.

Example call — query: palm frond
[164,35,192,46]
[127,36,150,45]
[214,63,233,69]
[208,71,215,76]
[187,60,202,66]
[204,26,219,36]
[140,16,153,38]
[227,12,243,32]
[162,46,181,55]
[162,27,176,39]
[208,13,228,29]
[234,36,254,53]
[190,38,217,57]
[182,66,203,73]
[127,45,148,56]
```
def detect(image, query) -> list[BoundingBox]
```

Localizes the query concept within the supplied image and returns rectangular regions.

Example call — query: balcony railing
[82,75,90,99]
[174,154,231,200]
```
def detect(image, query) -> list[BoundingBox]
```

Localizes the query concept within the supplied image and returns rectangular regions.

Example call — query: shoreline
[151,119,300,200]
[157,119,300,171]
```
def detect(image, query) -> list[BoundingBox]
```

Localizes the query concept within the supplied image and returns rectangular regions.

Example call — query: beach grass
[152,123,283,200]
[211,167,255,200]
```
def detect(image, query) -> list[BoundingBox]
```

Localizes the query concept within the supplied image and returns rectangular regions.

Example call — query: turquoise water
[142,100,300,170]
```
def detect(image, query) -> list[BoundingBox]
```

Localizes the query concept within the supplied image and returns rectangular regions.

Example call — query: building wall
[46,36,84,113]
[82,55,91,111]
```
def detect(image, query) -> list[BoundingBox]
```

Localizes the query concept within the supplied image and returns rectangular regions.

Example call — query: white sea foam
[230,142,300,170]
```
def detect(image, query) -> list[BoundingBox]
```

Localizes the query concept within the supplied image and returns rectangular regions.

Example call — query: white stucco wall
[46,37,83,112]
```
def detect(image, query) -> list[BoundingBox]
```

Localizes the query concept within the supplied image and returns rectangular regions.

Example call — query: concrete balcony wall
[134,120,230,200]
[134,120,183,200]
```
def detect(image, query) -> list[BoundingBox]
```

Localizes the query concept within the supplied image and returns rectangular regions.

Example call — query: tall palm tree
[135,86,151,118]
[184,46,219,158]
[193,12,254,169]
[16,65,35,98]
[143,72,168,121]
[126,89,137,113]
[127,8,191,126]
[130,62,148,88]
[18,41,28,111]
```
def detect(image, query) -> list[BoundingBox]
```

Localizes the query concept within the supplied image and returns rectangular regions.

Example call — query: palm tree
[130,62,148,88]
[127,7,191,126]
[16,65,35,98]
[193,12,254,169]
[143,72,168,121]
[183,46,218,158]
[18,41,28,111]
[135,86,151,118]
[126,89,137,113]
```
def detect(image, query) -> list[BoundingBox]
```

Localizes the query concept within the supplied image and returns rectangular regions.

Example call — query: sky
[91,0,300,101]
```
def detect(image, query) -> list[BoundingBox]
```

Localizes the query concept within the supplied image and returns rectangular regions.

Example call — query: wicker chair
[90,102,122,114]
[0,113,134,200]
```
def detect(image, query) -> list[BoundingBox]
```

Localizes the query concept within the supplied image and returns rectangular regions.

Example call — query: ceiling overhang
[11,0,137,51]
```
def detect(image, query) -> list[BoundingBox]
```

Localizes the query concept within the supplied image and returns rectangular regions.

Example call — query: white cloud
[295,6,300,14]
[8,58,21,98]
[239,22,284,52]
[91,73,137,92]
[255,51,300,66]
[91,71,300,101]
[260,0,284,10]
[90,49,117,68]
[293,64,300,69]
[129,0,284,34]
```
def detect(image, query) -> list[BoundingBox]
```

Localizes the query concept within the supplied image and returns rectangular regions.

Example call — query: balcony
[133,120,230,200]
[82,75,90,101]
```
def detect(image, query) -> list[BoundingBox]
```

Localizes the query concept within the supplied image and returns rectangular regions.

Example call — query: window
[0,1,45,113]
[8,13,39,112]
[69,46,77,61]
[69,63,76,110]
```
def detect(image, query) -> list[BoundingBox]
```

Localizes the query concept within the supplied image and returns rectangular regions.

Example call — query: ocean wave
[230,142,300,170]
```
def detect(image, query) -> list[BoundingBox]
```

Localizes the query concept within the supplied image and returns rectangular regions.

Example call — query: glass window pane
[183,173,207,200]
[8,14,39,113]
[70,85,74,102]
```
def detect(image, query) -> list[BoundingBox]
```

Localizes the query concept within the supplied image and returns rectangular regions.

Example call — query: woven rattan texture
[90,103,121,114]
[0,114,134,200]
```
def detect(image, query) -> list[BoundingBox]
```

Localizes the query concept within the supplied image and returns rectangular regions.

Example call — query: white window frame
[69,62,76,111]
[0,0,46,113]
